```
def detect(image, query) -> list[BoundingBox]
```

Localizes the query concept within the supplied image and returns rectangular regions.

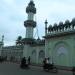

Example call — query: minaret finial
[2,35,4,42]
[45,19,48,36]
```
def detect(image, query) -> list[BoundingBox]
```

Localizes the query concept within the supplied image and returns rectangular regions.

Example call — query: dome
[72,18,75,22]
[71,18,75,24]
[48,25,52,31]
[48,25,52,28]
[59,21,63,26]
[65,20,70,24]
[26,1,36,14]
[54,23,57,27]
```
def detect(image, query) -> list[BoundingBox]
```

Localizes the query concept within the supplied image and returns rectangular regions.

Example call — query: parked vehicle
[20,57,30,69]
[43,63,58,73]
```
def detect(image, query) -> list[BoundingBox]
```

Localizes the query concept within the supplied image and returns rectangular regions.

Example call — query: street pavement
[0,62,73,75]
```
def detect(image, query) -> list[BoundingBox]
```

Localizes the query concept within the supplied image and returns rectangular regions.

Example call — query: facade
[22,0,45,64]
[0,0,75,67]
[1,45,23,62]
[45,19,75,67]
[0,0,45,64]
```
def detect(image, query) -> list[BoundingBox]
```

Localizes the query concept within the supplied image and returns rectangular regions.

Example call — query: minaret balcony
[24,20,36,28]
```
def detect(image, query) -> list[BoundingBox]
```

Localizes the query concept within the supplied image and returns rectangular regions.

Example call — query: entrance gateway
[53,42,70,66]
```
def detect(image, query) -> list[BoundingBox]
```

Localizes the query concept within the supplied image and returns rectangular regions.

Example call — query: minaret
[45,19,48,36]
[24,0,36,39]
[23,0,36,58]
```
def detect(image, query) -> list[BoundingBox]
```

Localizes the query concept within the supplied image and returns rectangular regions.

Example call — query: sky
[0,0,75,46]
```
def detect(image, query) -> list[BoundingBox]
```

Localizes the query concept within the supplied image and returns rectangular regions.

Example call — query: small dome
[72,18,75,22]
[59,21,63,26]
[65,20,70,24]
[71,18,75,24]
[48,25,52,28]
[54,23,57,27]
[48,25,52,31]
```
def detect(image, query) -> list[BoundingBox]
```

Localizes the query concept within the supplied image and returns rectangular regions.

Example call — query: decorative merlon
[46,18,75,35]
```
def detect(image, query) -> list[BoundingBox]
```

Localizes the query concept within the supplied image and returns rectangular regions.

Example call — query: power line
[33,14,39,38]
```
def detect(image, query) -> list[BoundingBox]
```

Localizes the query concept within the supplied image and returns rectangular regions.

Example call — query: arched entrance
[38,50,45,64]
[53,42,70,66]
[57,53,68,66]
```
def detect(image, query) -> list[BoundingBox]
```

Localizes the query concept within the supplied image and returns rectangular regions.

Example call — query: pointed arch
[31,50,36,63]
[52,41,71,66]
[38,50,45,64]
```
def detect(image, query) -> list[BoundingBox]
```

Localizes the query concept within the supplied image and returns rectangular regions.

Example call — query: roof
[44,30,75,39]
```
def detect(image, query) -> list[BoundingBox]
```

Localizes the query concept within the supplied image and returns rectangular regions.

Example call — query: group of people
[20,56,75,74]
[20,56,31,69]
[20,56,55,70]
[0,56,7,63]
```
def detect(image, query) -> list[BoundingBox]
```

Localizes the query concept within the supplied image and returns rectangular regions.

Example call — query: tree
[16,36,22,45]
[65,20,71,30]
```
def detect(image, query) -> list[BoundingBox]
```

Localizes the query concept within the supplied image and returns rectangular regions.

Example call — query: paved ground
[0,62,73,75]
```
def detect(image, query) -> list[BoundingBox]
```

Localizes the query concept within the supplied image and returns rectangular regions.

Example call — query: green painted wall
[45,34,75,67]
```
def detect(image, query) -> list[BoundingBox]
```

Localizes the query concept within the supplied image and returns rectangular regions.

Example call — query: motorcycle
[20,63,30,69]
[43,63,58,73]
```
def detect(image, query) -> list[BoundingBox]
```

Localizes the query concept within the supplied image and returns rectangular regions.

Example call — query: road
[0,62,73,75]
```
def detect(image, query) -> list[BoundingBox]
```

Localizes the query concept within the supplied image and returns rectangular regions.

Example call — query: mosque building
[0,0,75,67]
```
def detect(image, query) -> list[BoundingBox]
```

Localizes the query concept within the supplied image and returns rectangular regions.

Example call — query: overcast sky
[0,0,75,46]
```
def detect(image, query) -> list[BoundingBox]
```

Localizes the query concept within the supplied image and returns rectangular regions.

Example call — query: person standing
[43,58,46,69]
[20,57,26,68]
[72,67,75,75]
[28,56,31,65]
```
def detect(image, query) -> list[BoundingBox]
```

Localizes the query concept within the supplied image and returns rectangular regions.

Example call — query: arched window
[31,50,36,63]
[39,50,45,58]
[32,50,36,55]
